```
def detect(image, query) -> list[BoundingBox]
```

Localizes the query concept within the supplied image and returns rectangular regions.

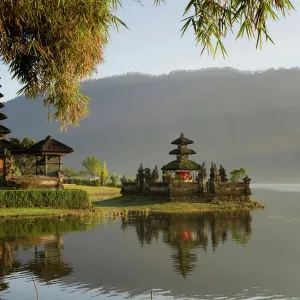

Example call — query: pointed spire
[0,79,11,138]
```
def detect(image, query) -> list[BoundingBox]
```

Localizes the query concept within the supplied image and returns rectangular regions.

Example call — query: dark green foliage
[63,168,77,178]
[0,190,91,209]
[230,168,247,183]
[9,137,37,175]
[0,1,293,128]
[109,172,122,187]
[82,156,101,179]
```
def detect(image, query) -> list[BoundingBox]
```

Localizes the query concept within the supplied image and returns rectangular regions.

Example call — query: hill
[4,67,300,182]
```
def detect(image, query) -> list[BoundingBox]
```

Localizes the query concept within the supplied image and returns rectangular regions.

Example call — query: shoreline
[0,199,265,219]
[0,186,264,219]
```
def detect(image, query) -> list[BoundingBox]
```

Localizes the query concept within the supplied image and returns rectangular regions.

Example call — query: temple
[121,133,252,202]
[0,85,74,190]
[162,133,200,183]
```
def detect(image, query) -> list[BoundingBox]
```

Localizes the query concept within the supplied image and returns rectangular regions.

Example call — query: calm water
[1,185,300,300]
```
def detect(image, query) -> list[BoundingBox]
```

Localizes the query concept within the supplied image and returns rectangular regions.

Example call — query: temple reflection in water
[0,234,72,292]
[0,216,101,292]
[121,211,252,277]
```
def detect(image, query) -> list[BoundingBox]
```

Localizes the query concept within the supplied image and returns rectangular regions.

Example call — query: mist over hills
[4,67,300,183]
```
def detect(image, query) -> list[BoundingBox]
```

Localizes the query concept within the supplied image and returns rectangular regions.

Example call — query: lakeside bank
[0,185,264,219]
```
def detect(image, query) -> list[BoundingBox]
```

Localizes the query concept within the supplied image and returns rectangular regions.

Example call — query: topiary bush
[0,190,91,209]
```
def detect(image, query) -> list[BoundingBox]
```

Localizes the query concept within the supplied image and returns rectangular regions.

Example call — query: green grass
[0,208,97,218]
[0,185,264,218]
[93,195,264,214]
[65,185,264,213]
[64,185,120,201]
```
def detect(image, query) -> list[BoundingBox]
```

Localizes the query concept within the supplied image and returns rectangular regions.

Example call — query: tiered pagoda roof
[0,86,10,138]
[162,133,200,171]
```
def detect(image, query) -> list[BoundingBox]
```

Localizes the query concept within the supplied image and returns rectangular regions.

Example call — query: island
[121,133,252,203]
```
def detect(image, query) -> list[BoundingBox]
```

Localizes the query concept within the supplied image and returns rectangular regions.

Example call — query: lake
[1,184,300,300]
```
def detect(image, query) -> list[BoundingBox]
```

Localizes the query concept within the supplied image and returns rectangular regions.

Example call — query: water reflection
[0,216,101,292]
[121,211,252,277]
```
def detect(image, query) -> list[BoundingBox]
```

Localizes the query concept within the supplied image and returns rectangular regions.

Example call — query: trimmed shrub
[0,190,91,209]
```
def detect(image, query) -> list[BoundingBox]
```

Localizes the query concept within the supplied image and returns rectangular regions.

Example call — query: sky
[0,0,300,101]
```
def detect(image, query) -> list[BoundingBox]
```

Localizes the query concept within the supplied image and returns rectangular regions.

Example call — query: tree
[77,170,88,178]
[100,161,109,186]
[230,168,247,183]
[9,137,37,176]
[81,156,101,179]
[110,172,122,187]
[0,0,294,128]
[63,168,77,178]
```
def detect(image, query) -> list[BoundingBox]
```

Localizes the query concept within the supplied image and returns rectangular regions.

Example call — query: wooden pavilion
[26,135,74,177]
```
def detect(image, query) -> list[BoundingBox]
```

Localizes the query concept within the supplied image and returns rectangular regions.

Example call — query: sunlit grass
[93,195,264,214]
[63,185,120,201]
[0,208,96,217]
[0,185,264,218]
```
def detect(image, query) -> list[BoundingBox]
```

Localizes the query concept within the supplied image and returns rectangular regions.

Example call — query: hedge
[0,190,91,209]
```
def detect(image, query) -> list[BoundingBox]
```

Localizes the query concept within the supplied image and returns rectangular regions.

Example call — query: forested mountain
[4,67,300,182]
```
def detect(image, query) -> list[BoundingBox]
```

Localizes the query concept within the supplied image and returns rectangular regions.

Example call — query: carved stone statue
[219,165,228,182]
[209,162,221,194]
[136,163,144,193]
[3,149,13,182]
[144,168,152,192]
[162,170,166,183]
[58,171,64,189]
[152,165,159,183]
[198,163,207,193]
[243,174,252,196]
[121,175,127,185]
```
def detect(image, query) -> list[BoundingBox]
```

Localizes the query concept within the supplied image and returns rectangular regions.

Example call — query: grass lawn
[64,185,264,213]
[0,185,264,218]
[93,195,264,213]
[63,185,120,201]
[0,208,97,218]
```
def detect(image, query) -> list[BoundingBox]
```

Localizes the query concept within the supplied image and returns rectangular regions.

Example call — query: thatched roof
[171,133,194,145]
[0,102,4,109]
[26,135,74,155]
[0,113,7,121]
[0,139,23,155]
[169,148,196,155]
[0,125,11,136]
[161,160,200,171]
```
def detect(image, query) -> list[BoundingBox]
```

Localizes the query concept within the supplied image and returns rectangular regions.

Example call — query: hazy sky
[0,0,299,100]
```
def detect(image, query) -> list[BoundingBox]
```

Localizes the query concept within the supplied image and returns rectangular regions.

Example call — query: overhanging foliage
[0,0,294,128]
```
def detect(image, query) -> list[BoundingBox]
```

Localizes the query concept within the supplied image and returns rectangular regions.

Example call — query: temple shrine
[0,85,74,190]
[162,133,200,183]
[121,133,252,202]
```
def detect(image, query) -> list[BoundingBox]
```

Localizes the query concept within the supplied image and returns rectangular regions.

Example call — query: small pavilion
[161,133,200,183]
[26,135,74,177]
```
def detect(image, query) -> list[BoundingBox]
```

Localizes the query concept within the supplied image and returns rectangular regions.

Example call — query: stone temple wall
[170,195,250,203]
[122,180,251,202]
[149,183,169,195]
[121,182,140,195]
[7,176,62,190]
